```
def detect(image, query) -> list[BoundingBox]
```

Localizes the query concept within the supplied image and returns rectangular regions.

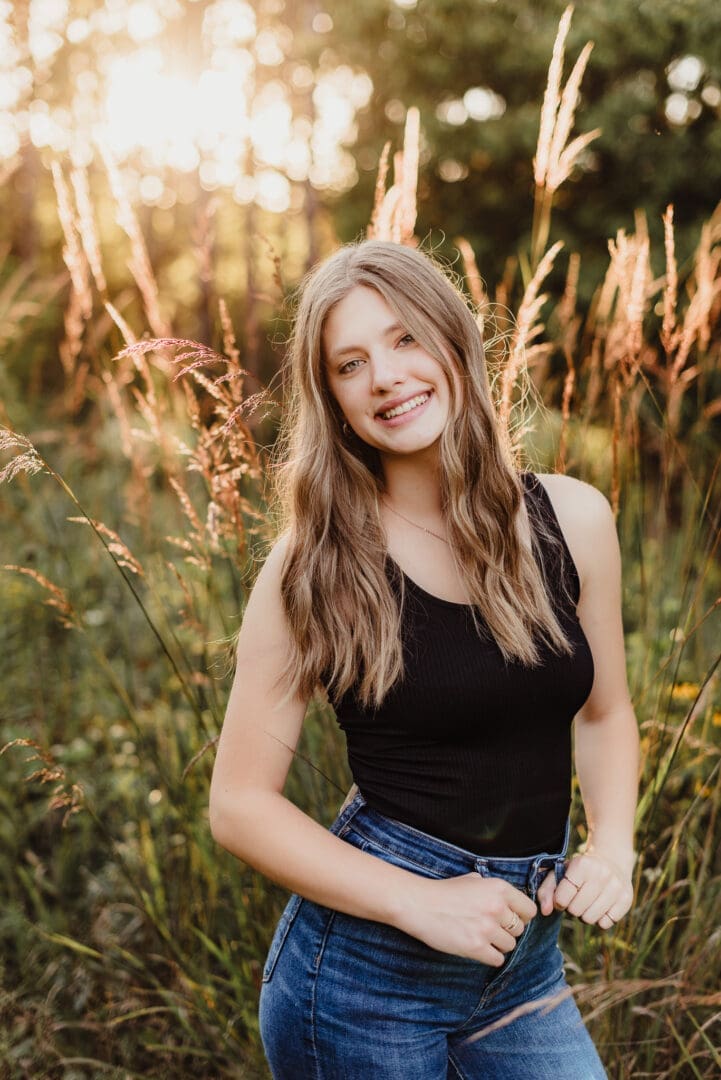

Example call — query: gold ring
[564,875,582,890]
[603,912,616,924]
[503,913,520,932]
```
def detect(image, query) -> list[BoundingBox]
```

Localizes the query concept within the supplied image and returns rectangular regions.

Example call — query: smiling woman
[322,286,456,456]
[209,239,638,1079]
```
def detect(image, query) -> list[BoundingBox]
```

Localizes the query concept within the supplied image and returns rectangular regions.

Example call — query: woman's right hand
[395,872,538,965]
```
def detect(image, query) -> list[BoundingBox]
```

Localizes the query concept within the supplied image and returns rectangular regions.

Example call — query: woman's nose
[369,349,404,392]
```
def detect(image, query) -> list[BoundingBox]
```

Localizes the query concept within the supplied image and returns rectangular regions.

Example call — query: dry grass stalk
[557,251,581,333]
[532,6,600,266]
[366,110,420,246]
[664,223,721,434]
[391,151,405,244]
[51,161,93,408]
[455,236,490,339]
[219,299,241,376]
[50,161,92,320]
[98,142,171,343]
[581,251,625,422]
[462,984,575,1044]
[581,335,603,424]
[377,188,402,244]
[600,223,655,501]
[104,300,137,347]
[611,373,621,516]
[534,5,573,188]
[168,474,208,564]
[398,106,420,244]
[494,256,518,338]
[111,336,171,459]
[164,558,208,642]
[545,41,599,192]
[661,204,678,357]
[0,738,84,826]
[499,241,563,433]
[70,166,107,296]
[0,428,44,484]
[556,365,575,475]
[1,565,80,630]
[66,517,145,577]
[116,332,271,562]
[674,224,720,373]
[605,228,653,384]
[257,233,285,297]
[67,358,91,417]
[57,286,85,385]
[367,140,391,240]
[101,370,134,460]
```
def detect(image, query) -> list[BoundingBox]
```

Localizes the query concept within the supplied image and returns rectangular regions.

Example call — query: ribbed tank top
[327,472,595,857]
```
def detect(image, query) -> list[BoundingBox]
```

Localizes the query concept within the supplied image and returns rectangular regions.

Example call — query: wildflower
[671,682,700,702]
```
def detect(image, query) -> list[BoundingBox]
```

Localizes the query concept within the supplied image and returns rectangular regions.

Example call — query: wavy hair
[268,239,576,710]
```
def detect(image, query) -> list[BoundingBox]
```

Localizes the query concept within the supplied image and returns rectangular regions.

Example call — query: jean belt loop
[528,857,542,895]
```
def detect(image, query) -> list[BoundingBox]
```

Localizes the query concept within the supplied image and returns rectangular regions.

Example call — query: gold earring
[342,420,350,436]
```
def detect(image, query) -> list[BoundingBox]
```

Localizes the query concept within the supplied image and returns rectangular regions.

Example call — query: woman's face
[322,285,462,464]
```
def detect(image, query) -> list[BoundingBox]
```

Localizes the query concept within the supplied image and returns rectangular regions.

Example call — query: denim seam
[309,909,339,1080]
[341,826,447,879]
[261,893,304,984]
[446,1048,467,1079]
[452,920,532,1031]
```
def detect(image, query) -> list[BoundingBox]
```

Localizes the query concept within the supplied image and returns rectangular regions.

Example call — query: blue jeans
[259,790,607,1079]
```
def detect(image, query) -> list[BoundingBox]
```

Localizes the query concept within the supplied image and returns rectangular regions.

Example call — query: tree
[323,0,721,300]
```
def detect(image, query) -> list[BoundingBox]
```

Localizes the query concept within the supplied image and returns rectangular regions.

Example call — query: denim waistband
[330,789,570,895]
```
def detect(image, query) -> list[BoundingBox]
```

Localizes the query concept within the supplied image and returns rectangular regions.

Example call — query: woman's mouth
[375,390,433,426]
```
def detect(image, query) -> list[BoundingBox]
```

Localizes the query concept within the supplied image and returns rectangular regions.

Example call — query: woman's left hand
[536,851,634,930]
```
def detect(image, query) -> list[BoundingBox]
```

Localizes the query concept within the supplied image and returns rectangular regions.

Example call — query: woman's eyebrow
[329,322,404,363]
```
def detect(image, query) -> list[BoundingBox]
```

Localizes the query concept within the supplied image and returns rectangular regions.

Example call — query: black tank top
[328,472,595,856]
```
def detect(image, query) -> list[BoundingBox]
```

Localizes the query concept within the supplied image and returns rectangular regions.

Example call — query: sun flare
[0,0,373,211]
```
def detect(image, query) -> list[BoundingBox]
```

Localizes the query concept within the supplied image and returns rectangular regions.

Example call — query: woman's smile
[375,389,434,427]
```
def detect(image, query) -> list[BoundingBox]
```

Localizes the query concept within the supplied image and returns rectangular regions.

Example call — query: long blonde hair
[269,240,576,709]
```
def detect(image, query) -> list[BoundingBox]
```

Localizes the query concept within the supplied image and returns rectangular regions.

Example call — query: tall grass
[1,9,720,1077]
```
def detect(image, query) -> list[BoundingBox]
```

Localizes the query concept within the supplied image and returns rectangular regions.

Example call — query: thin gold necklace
[381,498,450,545]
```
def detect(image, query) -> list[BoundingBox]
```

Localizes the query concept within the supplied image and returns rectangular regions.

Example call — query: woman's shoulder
[527,473,615,595]
[246,531,292,604]
[531,471,609,510]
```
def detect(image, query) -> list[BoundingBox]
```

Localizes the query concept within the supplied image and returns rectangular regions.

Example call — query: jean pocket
[262,893,304,984]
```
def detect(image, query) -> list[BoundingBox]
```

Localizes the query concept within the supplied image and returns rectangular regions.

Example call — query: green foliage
[327,0,721,297]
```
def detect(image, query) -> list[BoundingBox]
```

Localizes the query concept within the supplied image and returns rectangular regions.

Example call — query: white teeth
[379,392,430,420]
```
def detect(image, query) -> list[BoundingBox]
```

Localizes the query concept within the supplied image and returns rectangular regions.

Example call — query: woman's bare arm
[536,477,639,928]
[209,535,536,964]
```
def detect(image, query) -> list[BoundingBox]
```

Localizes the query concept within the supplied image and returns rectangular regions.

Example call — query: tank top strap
[519,470,581,607]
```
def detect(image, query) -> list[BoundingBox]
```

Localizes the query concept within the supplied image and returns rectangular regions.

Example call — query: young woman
[208,240,639,1079]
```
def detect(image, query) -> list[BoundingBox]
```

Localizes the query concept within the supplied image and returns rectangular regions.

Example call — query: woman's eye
[398,333,415,346]
[339,358,362,374]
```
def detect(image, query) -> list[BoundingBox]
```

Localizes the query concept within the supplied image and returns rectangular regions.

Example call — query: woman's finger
[553,871,585,911]
[536,868,557,916]
[576,882,618,925]
[500,907,525,937]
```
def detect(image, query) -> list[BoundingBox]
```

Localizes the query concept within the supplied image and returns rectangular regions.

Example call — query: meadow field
[1,9,720,1078]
